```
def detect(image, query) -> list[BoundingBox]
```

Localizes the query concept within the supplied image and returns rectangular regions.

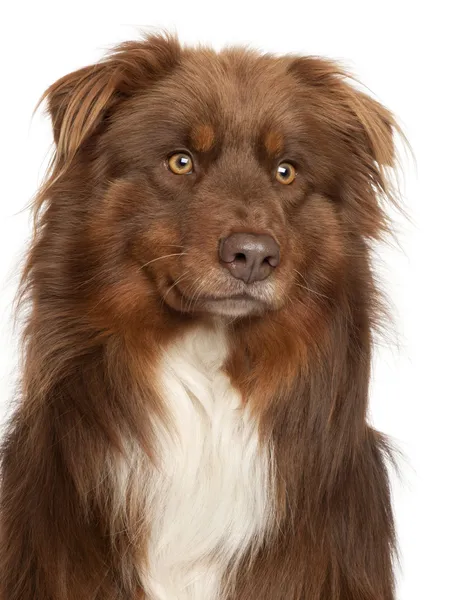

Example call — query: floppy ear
[288,57,397,165]
[42,33,181,165]
[287,57,403,238]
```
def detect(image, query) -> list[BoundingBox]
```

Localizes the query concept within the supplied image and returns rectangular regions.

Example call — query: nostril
[235,253,247,263]
[266,254,279,268]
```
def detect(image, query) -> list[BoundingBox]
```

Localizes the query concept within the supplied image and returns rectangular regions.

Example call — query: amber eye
[275,162,296,185]
[167,152,193,175]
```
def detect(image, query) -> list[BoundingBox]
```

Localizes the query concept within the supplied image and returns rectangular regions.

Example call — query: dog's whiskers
[140,252,187,270]
[161,273,190,305]
[293,269,329,300]
[185,275,207,312]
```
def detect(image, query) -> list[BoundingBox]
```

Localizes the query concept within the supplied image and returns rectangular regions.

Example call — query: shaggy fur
[1,33,402,599]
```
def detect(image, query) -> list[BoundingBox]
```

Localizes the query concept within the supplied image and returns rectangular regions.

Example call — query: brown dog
[0,33,401,600]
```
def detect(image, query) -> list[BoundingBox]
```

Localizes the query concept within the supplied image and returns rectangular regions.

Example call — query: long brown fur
[1,32,402,599]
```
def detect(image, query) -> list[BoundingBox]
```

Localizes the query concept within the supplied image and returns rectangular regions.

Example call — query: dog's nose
[219,233,280,283]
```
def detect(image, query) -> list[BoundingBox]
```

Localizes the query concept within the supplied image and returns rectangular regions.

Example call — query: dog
[0,33,402,600]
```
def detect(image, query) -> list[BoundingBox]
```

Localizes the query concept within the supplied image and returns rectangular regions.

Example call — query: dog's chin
[201,296,267,317]
[161,282,272,318]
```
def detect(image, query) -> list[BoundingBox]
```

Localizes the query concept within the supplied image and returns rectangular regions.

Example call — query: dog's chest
[146,326,272,600]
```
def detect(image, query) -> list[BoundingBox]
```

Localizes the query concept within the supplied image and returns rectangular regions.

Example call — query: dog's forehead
[148,50,298,143]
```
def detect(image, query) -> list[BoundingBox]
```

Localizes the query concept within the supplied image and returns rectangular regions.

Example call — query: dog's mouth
[162,279,272,317]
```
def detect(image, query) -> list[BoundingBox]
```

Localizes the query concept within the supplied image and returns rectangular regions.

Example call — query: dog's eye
[167,152,193,175]
[275,162,296,185]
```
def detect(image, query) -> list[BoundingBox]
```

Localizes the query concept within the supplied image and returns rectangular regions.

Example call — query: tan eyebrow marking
[191,124,215,152]
[264,130,284,156]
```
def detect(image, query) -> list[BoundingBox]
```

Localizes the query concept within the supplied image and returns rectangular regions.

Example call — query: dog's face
[101,51,345,319]
[43,36,396,323]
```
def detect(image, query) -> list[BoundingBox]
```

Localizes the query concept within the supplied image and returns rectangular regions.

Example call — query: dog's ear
[287,57,403,237]
[42,34,181,164]
[288,56,396,167]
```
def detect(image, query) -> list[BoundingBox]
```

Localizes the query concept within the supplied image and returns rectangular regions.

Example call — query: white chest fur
[145,325,274,600]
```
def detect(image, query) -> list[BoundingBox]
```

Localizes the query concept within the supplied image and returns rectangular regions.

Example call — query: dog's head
[36,34,398,325]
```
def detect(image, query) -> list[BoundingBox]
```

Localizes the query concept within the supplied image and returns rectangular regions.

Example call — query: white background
[0,2,452,598]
